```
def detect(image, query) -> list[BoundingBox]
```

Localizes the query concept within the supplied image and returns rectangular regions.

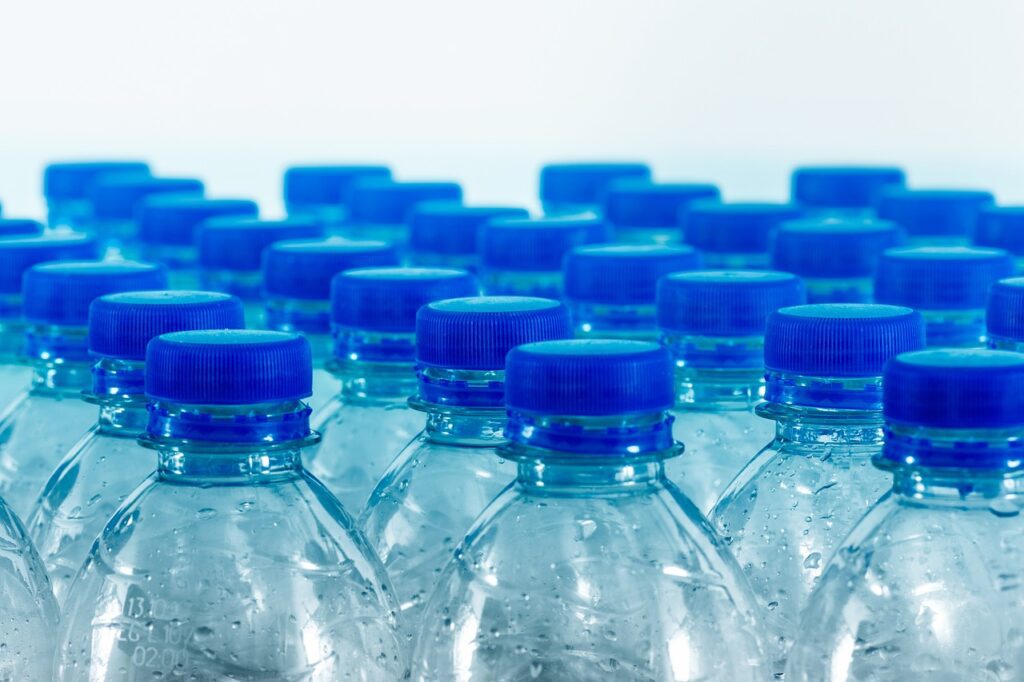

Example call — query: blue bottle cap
[876,188,995,239]
[23,261,169,326]
[765,303,925,377]
[658,270,806,336]
[874,246,1014,310]
[409,202,529,255]
[283,165,392,206]
[505,339,674,416]
[0,219,44,239]
[480,214,612,271]
[146,330,312,405]
[90,176,205,221]
[973,206,1024,256]
[262,237,400,301]
[600,179,719,228]
[347,179,463,224]
[0,234,101,295]
[44,161,151,201]
[987,277,1024,342]
[539,163,651,206]
[791,166,905,209]
[772,218,905,278]
[197,216,324,271]
[683,201,803,254]
[331,267,479,332]
[89,291,246,361]
[136,196,258,247]
[564,244,702,305]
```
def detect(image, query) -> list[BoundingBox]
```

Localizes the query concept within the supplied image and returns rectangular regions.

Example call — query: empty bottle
[409,202,527,270]
[307,267,478,511]
[0,260,168,518]
[414,339,768,681]
[57,330,404,680]
[539,162,651,215]
[876,187,995,246]
[564,243,702,340]
[787,349,1024,681]
[284,164,391,232]
[88,175,204,255]
[987,277,1024,350]
[712,303,925,674]
[659,270,806,513]
[347,179,463,245]
[27,291,245,604]
[44,160,151,230]
[875,245,1014,347]
[973,205,1024,272]
[683,201,803,268]
[600,179,719,244]
[790,166,905,216]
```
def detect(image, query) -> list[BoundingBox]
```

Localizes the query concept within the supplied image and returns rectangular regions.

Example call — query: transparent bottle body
[262,298,339,411]
[612,225,680,245]
[804,276,874,303]
[569,301,658,341]
[0,317,33,409]
[200,268,265,327]
[699,251,772,269]
[479,268,563,299]
[920,308,987,348]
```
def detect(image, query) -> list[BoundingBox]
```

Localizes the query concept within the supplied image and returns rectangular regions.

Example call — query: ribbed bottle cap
[89,291,246,360]
[564,244,702,305]
[874,246,1015,310]
[347,179,463,224]
[876,188,995,238]
[505,339,674,416]
[197,217,323,271]
[600,179,719,228]
[44,161,151,201]
[791,166,905,209]
[765,304,925,377]
[331,267,479,332]
[0,219,44,239]
[658,270,806,336]
[262,237,401,301]
[987,277,1024,341]
[539,163,651,206]
[974,206,1024,256]
[23,261,169,326]
[0,234,101,294]
[409,203,529,255]
[145,330,312,404]
[772,218,905,277]
[480,214,612,271]
[283,165,391,206]
[90,176,205,221]
[683,201,803,253]
[137,196,258,247]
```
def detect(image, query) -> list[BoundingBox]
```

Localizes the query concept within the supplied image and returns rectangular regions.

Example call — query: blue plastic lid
[874,246,1015,310]
[331,267,479,332]
[658,270,806,336]
[973,206,1024,256]
[23,261,169,326]
[90,176,205,221]
[0,219,44,239]
[146,330,312,405]
[89,291,246,361]
[262,237,401,301]
[505,339,674,416]
[409,202,529,255]
[683,201,803,253]
[284,165,391,206]
[347,179,463,224]
[765,304,925,377]
[539,163,651,206]
[600,179,719,228]
[137,196,258,247]
[0,234,101,295]
[564,244,702,305]
[44,161,151,201]
[480,214,612,271]
[987,277,1024,341]
[791,166,905,209]
[772,218,905,278]
[876,188,995,238]
[197,216,324,271]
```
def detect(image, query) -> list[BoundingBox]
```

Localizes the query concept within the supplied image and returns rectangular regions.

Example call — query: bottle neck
[803,276,873,303]
[756,400,885,446]
[880,423,1024,482]
[200,268,262,302]
[504,410,678,460]
[569,300,657,339]
[264,296,331,338]
[420,409,507,446]
[674,367,765,411]
[765,370,884,411]
[919,308,986,348]
[889,467,1024,507]
[332,359,418,402]
[26,325,94,394]
[333,326,416,365]
[87,358,150,435]
[515,458,666,496]
[989,335,1024,352]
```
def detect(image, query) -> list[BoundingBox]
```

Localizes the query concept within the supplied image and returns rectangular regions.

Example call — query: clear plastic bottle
[307,267,478,512]
[877,187,995,246]
[87,174,204,256]
[0,260,168,518]
[790,166,905,217]
[659,270,806,513]
[27,291,245,604]
[408,202,527,271]
[539,161,651,215]
[683,201,803,268]
[57,330,404,680]
[361,296,572,643]
[283,164,392,233]
[711,303,926,674]
[346,179,462,246]
[787,349,1024,681]
[875,245,1014,348]
[600,179,719,245]
[43,161,151,230]
[975,205,1024,273]
[413,339,768,681]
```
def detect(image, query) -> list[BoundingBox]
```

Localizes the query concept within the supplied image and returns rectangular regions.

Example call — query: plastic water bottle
[413,339,768,680]
[361,296,572,642]
[539,162,650,215]
[875,245,1014,347]
[876,187,995,246]
[136,195,259,289]
[987,277,1024,350]
[88,175,204,254]
[409,202,527,270]
[711,303,925,674]
[478,214,611,297]
[27,291,245,604]
[772,217,905,302]
[347,179,462,245]
[43,161,151,230]
[787,349,1024,681]
[563,243,702,340]
[283,164,391,232]
[57,330,404,680]
[0,218,43,240]
[790,166,905,216]
[0,260,168,518]
[975,205,1024,272]
[307,267,478,512]
[261,237,401,408]
[659,270,806,513]
[600,179,719,244]
[682,201,803,269]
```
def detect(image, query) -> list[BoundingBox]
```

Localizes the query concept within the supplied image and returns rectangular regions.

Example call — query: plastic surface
[876,187,995,239]
[874,245,1015,310]
[409,203,528,257]
[0,218,43,238]
[539,161,651,206]
[600,179,719,228]
[563,244,702,305]
[348,179,462,224]
[284,164,392,206]
[987,276,1024,342]
[479,214,612,272]
[136,195,258,247]
[262,237,400,301]
[89,175,205,221]
[0,234,101,295]
[771,217,905,278]
[684,201,803,254]
[791,165,905,209]
[44,161,150,201]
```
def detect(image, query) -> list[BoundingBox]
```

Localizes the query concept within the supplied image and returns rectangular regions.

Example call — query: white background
[2,0,1023,217]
